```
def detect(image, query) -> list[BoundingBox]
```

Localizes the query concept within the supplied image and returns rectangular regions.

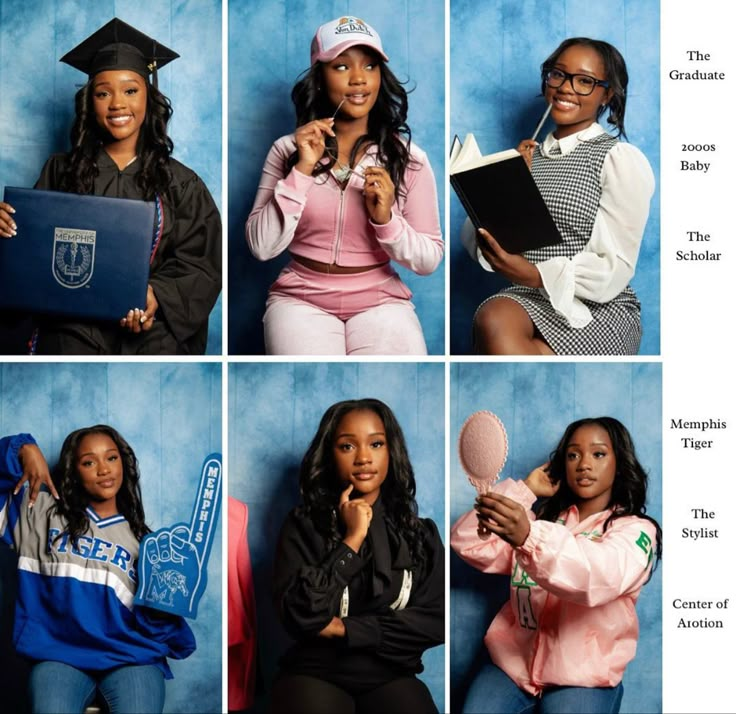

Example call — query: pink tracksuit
[246,135,443,355]
[451,478,657,695]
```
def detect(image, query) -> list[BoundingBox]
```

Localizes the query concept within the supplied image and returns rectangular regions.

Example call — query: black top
[272,499,444,694]
[28,151,221,355]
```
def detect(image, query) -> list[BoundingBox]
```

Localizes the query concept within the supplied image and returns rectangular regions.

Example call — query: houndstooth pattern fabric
[486,132,641,355]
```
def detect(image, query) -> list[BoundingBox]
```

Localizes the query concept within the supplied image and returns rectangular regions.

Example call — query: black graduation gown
[1,151,221,355]
[272,499,445,694]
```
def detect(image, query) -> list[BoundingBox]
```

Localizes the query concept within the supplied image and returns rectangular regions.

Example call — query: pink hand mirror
[458,410,508,493]
[458,410,508,539]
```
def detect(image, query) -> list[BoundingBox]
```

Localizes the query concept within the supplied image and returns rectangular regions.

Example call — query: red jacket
[228,498,257,710]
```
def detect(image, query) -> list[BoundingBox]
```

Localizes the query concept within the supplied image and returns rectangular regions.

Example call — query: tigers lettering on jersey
[48,527,137,581]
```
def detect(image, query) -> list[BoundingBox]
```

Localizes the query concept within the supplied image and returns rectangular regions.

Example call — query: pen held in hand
[530,103,553,143]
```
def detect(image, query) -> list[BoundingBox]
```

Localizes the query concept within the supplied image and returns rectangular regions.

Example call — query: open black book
[450,134,563,254]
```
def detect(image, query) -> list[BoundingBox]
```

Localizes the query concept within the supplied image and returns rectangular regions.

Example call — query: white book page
[450,133,520,173]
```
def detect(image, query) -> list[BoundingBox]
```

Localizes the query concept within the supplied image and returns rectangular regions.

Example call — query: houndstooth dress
[485,131,642,355]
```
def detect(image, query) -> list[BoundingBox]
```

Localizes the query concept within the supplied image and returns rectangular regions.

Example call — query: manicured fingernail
[140,315,147,323]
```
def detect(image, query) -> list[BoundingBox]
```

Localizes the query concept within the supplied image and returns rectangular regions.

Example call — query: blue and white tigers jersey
[0,433,195,677]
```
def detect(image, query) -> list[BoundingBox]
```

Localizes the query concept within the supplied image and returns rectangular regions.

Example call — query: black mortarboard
[59,18,179,87]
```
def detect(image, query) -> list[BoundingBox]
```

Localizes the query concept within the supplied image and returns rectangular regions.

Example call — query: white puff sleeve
[535,143,655,328]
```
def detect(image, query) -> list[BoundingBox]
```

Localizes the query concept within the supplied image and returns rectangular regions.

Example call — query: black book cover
[450,148,563,254]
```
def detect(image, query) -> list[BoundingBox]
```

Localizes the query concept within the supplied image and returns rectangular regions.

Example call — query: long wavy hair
[58,78,174,200]
[538,417,662,569]
[541,37,629,139]
[48,425,151,547]
[298,399,430,570]
[287,52,415,195]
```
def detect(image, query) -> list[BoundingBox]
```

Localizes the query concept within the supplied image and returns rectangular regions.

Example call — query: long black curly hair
[298,398,430,570]
[57,78,174,200]
[48,425,151,547]
[537,416,662,569]
[541,37,629,139]
[287,51,415,195]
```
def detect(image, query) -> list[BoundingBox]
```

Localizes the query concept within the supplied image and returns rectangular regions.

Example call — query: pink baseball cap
[310,16,389,65]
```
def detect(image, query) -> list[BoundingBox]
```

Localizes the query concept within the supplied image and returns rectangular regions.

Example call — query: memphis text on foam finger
[193,460,221,545]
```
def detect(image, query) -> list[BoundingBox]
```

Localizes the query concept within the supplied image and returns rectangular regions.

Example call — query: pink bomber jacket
[246,135,443,273]
[451,478,657,695]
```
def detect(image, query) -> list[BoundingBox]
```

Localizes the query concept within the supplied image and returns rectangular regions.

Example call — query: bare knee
[474,298,538,355]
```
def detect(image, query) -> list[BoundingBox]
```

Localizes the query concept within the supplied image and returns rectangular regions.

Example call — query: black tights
[270,673,439,714]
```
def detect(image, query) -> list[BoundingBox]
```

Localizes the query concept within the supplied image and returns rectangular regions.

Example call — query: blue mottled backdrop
[0,0,223,354]
[0,362,222,713]
[450,362,662,713]
[228,0,446,354]
[229,362,446,710]
[450,0,661,355]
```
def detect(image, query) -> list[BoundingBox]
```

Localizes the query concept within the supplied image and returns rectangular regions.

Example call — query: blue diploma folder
[0,187,154,321]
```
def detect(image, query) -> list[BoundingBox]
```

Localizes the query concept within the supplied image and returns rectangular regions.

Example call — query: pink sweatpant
[263,261,428,356]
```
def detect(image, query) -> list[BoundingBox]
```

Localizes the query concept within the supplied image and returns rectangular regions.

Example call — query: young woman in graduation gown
[0,18,221,355]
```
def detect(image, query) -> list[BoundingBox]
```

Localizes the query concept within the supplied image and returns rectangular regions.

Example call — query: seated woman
[451,417,662,713]
[0,426,195,713]
[463,38,654,356]
[271,399,444,713]
[246,17,443,355]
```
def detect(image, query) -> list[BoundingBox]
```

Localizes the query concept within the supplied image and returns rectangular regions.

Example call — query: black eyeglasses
[544,68,610,96]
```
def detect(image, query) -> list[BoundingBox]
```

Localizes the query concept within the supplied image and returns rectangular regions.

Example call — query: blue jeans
[463,661,623,714]
[29,661,165,714]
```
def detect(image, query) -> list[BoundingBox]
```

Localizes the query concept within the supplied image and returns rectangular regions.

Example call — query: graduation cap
[59,18,179,87]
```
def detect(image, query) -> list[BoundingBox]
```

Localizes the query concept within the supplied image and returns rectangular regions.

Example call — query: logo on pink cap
[311,16,389,65]
[334,16,373,36]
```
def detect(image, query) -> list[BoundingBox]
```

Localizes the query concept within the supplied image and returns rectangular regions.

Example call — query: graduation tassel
[151,40,158,88]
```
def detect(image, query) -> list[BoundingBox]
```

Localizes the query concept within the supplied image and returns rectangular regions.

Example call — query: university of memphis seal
[52,227,96,288]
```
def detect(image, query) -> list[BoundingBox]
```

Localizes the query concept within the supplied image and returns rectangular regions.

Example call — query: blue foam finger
[134,453,222,618]
[158,531,172,561]
[188,455,223,566]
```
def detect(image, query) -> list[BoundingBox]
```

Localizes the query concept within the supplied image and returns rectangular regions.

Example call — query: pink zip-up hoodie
[246,134,443,273]
[451,478,657,695]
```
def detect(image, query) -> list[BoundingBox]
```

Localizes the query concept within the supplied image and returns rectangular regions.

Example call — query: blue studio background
[450,0,661,355]
[0,0,223,354]
[229,362,446,711]
[229,1,446,355]
[0,363,222,714]
[450,362,662,713]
